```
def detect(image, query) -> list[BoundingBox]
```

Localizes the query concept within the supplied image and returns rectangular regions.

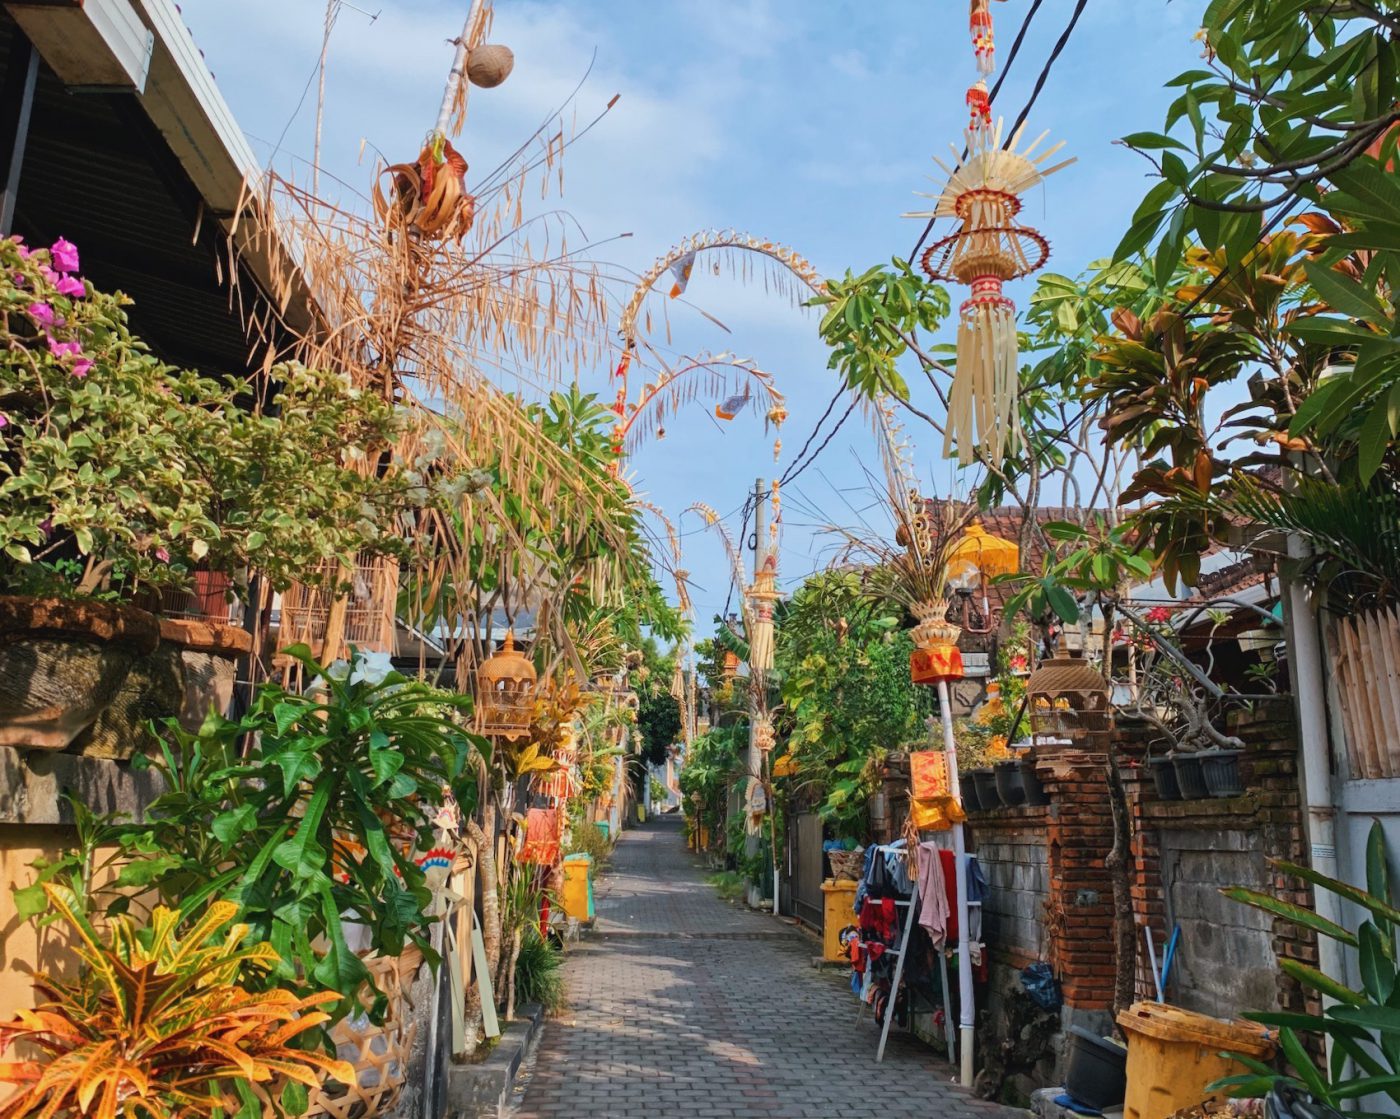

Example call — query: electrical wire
[908,0,1047,262]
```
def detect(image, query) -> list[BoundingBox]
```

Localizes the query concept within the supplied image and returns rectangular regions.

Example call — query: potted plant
[0,236,421,755]
[993,755,1028,806]
[1019,747,1050,806]
[973,766,1002,809]
[0,885,354,1118]
[960,769,983,812]
[1199,747,1245,797]
[1148,752,1182,800]
[1170,750,1210,799]
[103,645,477,1013]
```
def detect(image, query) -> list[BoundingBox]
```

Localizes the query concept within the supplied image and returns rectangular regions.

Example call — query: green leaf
[1303,259,1389,324]
[1121,131,1190,151]
[1273,857,1400,929]
[1280,958,1367,1006]
[1361,921,1397,1003]
[272,778,331,881]
[272,700,304,736]
[1280,1027,1330,1100]
[1368,820,1392,932]
[211,804,258,845]
[1045,584,1080,623]
[1222,885,1358,947]
[1155,207,1188,291]
[1360,400,1392,483]
[12,883,47,919]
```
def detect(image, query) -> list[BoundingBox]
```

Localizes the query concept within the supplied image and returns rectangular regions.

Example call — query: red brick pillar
[1034,745,1117,1014]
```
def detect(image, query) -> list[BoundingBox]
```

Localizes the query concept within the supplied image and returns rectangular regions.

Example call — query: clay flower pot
[0,596,160,751]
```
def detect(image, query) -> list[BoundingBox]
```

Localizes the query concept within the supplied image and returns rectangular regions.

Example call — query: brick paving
[514,815,1022,1119]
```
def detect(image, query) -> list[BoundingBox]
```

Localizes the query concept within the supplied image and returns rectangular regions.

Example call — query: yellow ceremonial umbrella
[945,520,1018,625]
[946,520,1019,580]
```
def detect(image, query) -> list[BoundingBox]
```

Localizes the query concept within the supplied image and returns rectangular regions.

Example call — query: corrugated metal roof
[1,10,296,378]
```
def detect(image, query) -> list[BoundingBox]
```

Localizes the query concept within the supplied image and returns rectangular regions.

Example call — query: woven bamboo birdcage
[1025,640,1111,749]
[279,553,399,660]
[306,948,424,1119]
[476,631,537,740]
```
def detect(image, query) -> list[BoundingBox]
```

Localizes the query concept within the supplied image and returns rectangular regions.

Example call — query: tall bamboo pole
[435,0,487,139]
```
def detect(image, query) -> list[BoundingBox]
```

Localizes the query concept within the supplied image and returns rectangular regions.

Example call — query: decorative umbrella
[946,520,1019,581]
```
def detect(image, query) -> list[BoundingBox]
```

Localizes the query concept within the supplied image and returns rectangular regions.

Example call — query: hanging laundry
[916,840,952,949]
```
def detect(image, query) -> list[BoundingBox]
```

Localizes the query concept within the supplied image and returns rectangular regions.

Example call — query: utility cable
[908,0,1047,262]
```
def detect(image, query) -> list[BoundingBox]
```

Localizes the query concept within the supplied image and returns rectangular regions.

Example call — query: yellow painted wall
[0,823,81,1015]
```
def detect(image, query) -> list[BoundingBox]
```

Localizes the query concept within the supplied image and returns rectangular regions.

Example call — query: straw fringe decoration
[905,119,1074,466]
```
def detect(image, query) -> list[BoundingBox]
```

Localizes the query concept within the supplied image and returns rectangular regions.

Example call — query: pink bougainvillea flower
[71,359,92,379]
[38,518,52,538]
[27,302,55,327]
[155,547,171,564]
[46,336,81,359]
[50,238,79,274]
[54,275,84,299]
[0,414,7,428]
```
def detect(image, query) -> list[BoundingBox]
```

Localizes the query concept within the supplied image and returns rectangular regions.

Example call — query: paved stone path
[514,815,1022,1119]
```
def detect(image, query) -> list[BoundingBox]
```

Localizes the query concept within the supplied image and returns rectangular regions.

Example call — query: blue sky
[181,0,1202,629]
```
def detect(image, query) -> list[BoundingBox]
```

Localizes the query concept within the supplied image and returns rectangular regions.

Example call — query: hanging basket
[307,948,425,1119]
[828,847,865,882]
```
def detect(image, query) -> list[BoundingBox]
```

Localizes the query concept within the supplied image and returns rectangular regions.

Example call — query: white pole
[937,679,975,1088]
[435,0,486,139]
[1287,533,1344,1068]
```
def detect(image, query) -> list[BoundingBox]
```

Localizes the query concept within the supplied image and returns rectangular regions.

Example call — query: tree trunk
[1105,743,1137,1018]
[503,927,522,1021]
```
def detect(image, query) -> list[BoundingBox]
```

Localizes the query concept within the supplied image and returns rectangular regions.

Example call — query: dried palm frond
[226,51,645,688]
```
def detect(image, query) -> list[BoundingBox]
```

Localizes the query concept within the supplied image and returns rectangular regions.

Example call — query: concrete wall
[976,814,1052,966]
[1157,825,1279,1017]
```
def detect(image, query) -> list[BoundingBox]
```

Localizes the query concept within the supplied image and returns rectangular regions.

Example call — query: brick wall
[1123,705,1318,1025]
[966,700,1317,1089]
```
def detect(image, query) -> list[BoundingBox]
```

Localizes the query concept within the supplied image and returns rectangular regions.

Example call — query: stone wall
[976,807,1051,969]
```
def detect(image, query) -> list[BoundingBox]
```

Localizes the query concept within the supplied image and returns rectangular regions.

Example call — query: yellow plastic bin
[1117,1002,1276,1119]
[561,854,594,924]
[820,879,859,963]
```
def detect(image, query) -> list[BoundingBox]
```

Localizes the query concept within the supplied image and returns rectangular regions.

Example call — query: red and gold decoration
[969,0,1004,75]
[907,4,1074,467]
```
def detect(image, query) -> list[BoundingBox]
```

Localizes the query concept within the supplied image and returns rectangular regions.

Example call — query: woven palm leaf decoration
[905,1,1074,466]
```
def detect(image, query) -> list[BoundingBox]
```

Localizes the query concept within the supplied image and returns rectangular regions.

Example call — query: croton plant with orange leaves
[0,886,352,1119]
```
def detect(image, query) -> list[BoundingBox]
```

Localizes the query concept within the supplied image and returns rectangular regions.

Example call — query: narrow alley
[516,816,1020,1119]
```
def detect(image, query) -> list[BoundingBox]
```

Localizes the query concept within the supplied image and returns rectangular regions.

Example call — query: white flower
[349,649,395,688]
[324,659,351,683]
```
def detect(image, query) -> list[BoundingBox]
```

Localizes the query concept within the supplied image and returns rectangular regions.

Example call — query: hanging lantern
[969,0,1004,76]
[908,121,1074,466]
[721,650,741,680]
[1025,640,1111,749]
[476,631,537,741]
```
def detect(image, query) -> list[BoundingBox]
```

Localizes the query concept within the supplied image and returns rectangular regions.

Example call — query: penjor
[906,118,1074,466]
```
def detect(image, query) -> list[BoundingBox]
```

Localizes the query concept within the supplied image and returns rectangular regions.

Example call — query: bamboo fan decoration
[908,119,1073,466]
